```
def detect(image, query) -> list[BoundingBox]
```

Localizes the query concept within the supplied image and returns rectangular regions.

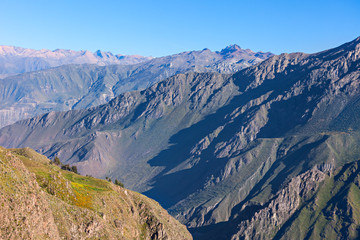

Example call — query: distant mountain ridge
[0,44,272,79]
[0,45,153,78]
[0,44,273,128]
[1,37,359,239]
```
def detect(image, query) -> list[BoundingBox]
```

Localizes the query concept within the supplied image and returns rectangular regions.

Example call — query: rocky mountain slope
[277,160,360,239]
[1,37,359,240]
[0,45,153,79]
[0,45,272,128]
[0,146,192,240]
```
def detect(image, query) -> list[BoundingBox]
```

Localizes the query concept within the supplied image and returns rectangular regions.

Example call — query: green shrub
[114,179,124,187]
[71,166,78,174]
[54,156,61,166]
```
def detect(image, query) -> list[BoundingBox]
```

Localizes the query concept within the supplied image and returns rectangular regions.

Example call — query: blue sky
[1,0,359,57]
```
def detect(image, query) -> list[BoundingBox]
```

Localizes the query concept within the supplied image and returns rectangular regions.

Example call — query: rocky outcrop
[232,169,328,240]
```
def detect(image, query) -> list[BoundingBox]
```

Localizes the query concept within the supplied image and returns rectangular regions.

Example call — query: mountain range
[1,36,360,239]
[0,44,273,128]
[0,45,153,79]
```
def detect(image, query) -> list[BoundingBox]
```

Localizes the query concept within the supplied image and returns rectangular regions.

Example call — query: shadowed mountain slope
[1,37,360,239]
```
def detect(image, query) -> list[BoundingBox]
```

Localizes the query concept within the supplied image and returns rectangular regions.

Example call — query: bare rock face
[232,169,328,240]
[0,147,192,240]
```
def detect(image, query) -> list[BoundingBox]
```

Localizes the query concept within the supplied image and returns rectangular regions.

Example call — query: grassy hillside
[0,146,192,240]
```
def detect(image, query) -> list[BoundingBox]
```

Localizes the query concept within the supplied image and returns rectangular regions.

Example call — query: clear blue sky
[1,0,359,57]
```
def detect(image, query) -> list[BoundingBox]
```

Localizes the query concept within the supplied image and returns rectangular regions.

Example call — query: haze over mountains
[1,36,360,239]
[0,44,273,128]
[0,45,153,78]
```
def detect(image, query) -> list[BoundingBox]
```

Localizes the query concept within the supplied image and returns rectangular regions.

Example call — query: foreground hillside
[0,146,192,240]
[1,36,360,240]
